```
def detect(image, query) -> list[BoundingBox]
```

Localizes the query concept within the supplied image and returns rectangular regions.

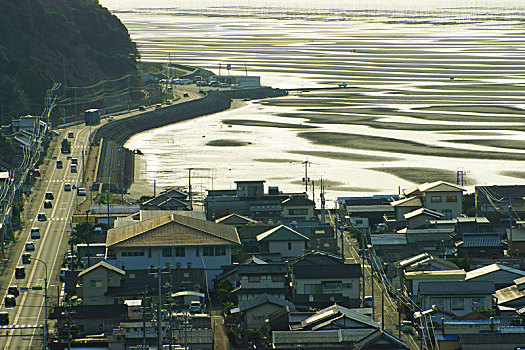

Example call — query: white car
[77,188,87,196]
[108,116,115,122]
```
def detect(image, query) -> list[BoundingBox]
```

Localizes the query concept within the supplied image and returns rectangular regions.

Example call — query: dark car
[68,132,74,138]
[139,106,146,111]
[15,267,25,279]
[30,228,41,240]
[45,192,54,200]
[71,158,78,165]
[4,295,16,307]
[43,200,52,209]
[22,253,31,264]
[183,92,189,97]
[7,286,19,298]
[0,312,8,325]
[56,160,63,169]
[37,213,47,221]
[25,242,35,252]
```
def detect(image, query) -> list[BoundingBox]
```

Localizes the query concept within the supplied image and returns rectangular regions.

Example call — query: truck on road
[84,108,100,126]
[61,138,71,154]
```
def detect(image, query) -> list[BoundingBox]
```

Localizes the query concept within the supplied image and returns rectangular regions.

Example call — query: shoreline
[126,98,248,200]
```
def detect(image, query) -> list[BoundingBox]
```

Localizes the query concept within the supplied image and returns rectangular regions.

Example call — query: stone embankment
[93,87,287,194]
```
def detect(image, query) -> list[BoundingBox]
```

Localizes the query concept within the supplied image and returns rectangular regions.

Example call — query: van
[71,164,77,173]
[189,300,201,313]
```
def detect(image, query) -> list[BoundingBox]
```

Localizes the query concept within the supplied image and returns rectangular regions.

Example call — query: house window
[429,297,445,308]
[431,196,442,203]
[472,298,485,307]
[248,275,261,283]
[122,251,145,257]
[446,196,458,202]
[90,280,102,288]
[271,275,284,282]
[288,209,308,216]
[451,298,464,310]
[288,242,292,250]
[322,281,342,290]
[203,247,213,256]
[216,246,226,256]
[202,246,225,256]
[175,247,185,257]
[162,248,172,257]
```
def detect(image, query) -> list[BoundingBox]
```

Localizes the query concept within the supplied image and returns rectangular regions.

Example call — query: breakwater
[93,87,287,193]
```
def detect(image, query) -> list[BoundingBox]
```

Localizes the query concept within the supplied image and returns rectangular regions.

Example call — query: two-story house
[256,225,309,258]
[407,181,465,220]
[281,195,315,220]
[106,213,241,286]
[78,261,126,305]
[232,263,288,301]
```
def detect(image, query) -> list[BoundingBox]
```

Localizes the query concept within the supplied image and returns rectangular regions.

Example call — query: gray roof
[461,233,502,248]
[466,264,525,280]
[371,234,407,246]
[257,225,310,242]
[301,304,380,330]
[237,263,287,275]
[405,207,444,220]
[293,264,361,279]
[418,281,495,296]
[234,294,295,312]
[282,196,315,207]
[78,261,125,277]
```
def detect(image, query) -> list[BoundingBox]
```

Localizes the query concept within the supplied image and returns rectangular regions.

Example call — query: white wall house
[106,214,241,286]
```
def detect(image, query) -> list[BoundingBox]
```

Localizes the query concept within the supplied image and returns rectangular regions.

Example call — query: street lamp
[34,258,48,350]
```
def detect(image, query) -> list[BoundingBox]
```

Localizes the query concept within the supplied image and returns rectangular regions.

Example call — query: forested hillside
[0,0,138,123]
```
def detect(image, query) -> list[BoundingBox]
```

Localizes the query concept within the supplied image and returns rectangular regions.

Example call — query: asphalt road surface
[0,124,91,350]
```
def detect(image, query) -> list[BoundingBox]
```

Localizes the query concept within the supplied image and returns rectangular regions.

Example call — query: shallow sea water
[99,1,525,201]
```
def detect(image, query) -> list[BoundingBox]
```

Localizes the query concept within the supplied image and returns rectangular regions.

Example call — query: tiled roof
[282,196,315,207]
[419,281,495,296]
[234,294,295,312]
[418,181,465,193]
[301,304,379,330]
[215,213,257,225]
[78,261,125,277]
[293,264,361,279]
[256,225,310,242]
[237,263,287,275]
[106,214,240,248]
[461,233,502,248]
[390,196,422,207]
[371,234,407,246]
[495,285,525,305]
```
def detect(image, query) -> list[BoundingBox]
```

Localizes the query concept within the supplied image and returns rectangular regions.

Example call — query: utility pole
[302,160,310,194]
[142,289,147,349]
[320,178,326,224]
[381,290,385,330]
[368,244,375,321]
[188,168,193,210]
[120,147,124,203]
[361,229,366,306]
[156,267,162,350]
[85,210,91,267]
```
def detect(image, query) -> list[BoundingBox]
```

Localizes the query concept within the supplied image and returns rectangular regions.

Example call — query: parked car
[7,286,19,298]
[22,253,31,264]
[77,187,86,196]
[43,200,52,209]
[0,312,8,325]
[25,242,35,252]
[166,100,173,105]
[71,158,78,165]
[59,268,68,282]
[64,183,71,191]
[56,160,63,169]
[30,228,40,239]
[139,105,146,111]
[37,213,47,221]
[155,103,162,109]
[15,266,25,279]
[108,116,115,122]
[45,192,54,200]
[4,295,16,307]
[364,295,373,307]
[183,92,189,97]
[68,132,74,138]
[71,164,77,173]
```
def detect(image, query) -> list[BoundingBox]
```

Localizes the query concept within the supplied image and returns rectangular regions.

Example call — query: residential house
[290,260,362,308]
[404,207,444,229]
[281,195,315,220]
[230,294,296,328]
[140,187,191,211]
[256,225,309,258]
[403,270,466,302]
[232,263,288,301]
[401,227,454,253]
[508,220,525,256]
[77,261,126,305]
[215,213,257,227]
[418,281,495,316]
[456,233,504,259]
[405,181,465,219]
[390,196,423,222]
[106,213,241,285]
[370,234,410,263]
[466,264,525,290]
[271,304,408,349]
[392,253,458,290]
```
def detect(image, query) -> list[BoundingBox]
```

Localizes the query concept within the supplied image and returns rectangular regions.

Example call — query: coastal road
[0,124,92,349]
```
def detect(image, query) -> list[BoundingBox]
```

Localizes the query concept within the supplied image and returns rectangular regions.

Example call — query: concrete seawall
[93,87,287,193]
